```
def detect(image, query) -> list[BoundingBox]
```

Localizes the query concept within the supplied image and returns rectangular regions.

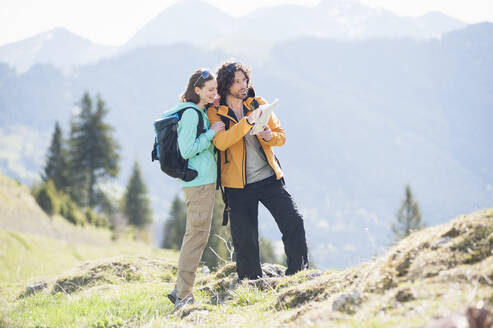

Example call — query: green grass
[1,208,493,327]
[1,256,492,328]
[5,283,174,328]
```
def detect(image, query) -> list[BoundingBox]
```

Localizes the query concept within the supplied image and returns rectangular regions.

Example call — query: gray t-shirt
[244,132,275,184]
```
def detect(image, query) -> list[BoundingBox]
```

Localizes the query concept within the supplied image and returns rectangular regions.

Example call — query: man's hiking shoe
[167,289,177,304]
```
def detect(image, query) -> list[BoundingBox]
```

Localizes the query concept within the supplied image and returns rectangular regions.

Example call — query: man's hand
[258,126,272,141]
[211,121,225,132]
[246,108,262,125]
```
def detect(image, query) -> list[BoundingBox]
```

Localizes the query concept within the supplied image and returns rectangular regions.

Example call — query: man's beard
[230,89,247,100]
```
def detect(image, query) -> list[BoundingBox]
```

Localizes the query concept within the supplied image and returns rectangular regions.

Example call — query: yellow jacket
[207,96,285,189]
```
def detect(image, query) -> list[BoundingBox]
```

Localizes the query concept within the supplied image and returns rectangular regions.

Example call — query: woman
[166,68,224,310]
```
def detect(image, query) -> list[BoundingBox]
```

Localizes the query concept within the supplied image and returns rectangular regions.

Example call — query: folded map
[250,99,279,135]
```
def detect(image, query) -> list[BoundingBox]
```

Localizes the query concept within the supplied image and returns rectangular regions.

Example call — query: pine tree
[392,185,425,241]
[123,161,153,228]
[42,122,69,191]
[68,93,120,206]
[162,194,186,250]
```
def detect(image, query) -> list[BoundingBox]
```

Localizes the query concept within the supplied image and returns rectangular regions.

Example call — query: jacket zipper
[243,138,247,186]
[242,105,250,187]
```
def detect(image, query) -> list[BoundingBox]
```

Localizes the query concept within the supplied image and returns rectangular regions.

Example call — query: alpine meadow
[1,0,492,327]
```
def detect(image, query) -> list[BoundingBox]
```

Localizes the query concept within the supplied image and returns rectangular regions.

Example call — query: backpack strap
[220,115,230,163]
[176,106,206,138]
[175,106,207,177]
[215,148,230,226]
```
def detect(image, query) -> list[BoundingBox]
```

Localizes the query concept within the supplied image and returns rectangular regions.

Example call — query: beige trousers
[176,183,215,299]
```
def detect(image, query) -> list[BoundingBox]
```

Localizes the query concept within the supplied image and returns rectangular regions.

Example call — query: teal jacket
[162,102,217,187]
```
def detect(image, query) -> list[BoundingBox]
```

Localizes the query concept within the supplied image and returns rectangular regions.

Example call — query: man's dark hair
[180,68,215,104]
[216,62,252,101]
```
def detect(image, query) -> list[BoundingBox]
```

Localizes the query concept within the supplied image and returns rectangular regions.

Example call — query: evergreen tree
[123,161,153,228]
[68,93,120,207]
[392,185,425,240]
[42,122,69,191]
[162,194,186,250]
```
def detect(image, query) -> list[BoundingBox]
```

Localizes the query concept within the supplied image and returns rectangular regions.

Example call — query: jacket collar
[217,97,256,116]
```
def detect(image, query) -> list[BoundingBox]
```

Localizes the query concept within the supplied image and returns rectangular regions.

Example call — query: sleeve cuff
[206,129,216,140]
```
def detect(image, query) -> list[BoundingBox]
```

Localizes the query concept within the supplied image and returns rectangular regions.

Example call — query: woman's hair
[180,68,215,104]
[216,61,251,100]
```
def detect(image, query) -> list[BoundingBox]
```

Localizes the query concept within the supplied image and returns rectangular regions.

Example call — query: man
[207,61,308,280]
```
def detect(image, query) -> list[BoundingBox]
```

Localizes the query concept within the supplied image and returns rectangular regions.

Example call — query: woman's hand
[211,121,225,132]
[213,95,220,107]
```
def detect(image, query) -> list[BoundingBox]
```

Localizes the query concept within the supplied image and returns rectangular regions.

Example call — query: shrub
[34,180,59,216]
[85,208,96,225]
[86,209,110,228]
[94,215,110,228]
[64,200,86,226]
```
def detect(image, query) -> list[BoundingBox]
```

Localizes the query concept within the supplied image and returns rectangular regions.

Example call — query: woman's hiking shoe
[167,289,194,311]
[174,296,194,311]
[167,289,177,304]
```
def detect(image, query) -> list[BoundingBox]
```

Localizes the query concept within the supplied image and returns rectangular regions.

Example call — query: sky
[1,0,492,47]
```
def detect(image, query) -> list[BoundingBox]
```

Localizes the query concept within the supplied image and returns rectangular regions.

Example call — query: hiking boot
[167,289,177,304]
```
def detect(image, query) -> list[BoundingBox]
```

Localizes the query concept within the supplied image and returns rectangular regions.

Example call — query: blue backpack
[151,107,205,181]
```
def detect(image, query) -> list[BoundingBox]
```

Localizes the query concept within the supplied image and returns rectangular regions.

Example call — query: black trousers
[225,176,308,280]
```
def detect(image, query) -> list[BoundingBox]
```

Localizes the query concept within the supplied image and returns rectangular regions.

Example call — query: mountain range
[0,0,467,73]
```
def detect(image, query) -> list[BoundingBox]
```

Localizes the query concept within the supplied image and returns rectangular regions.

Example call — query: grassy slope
[0,173,180,327]
[1,209,492,328]
[0,230,177,284]
[0,172,177,285]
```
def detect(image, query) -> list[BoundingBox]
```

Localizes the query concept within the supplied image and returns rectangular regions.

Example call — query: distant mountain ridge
[0,0,467,73]
[0,28,118,73]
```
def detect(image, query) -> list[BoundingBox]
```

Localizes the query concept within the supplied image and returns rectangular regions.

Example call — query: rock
[395,288,414,303]
[306,271,323,279]
[423,307,493,328]
[442,227,461,239]
[261,263,285,278]
[332,290,363,314]
[20,280,48,298]
[201,266,210,275]
[466,307,493,328]
[432,236,452,250]
[229,277,240,290]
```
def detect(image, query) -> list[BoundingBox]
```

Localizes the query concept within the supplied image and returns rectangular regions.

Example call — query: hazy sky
[1,0,492,47]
